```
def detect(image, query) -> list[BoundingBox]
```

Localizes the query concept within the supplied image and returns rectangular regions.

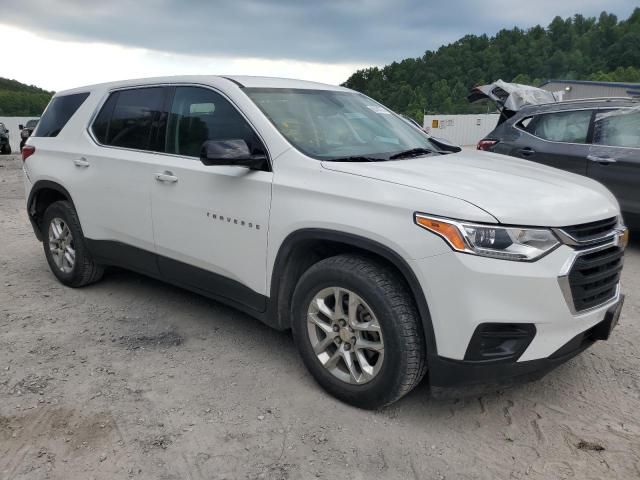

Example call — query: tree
[343,8,640,115]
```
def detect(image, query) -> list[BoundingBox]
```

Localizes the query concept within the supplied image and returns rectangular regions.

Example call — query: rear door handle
[73,157,90,168]
[519,147,535,157]
[587,155,617,165]
[154,171,178,183]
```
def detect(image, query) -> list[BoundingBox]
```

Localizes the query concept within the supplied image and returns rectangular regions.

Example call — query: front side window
[245,88,437,160]
[593,109,640,148]
[530,110,592,144]
[92,87,165,150]
[166,86,264,158]
[32,92,89,138]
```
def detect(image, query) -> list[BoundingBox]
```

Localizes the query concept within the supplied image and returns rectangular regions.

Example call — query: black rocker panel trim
[86,239,160,277]
[157,256,266,313]
[84,239,269,321]
[269,229,438,355]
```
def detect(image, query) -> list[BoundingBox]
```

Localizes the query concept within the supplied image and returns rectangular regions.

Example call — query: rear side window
[594,110,640,148]
[92,87,165,150]
[32,92,89,137]
[529,110,592,144]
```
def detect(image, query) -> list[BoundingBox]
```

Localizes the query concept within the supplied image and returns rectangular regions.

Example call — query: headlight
[414,213,560,261]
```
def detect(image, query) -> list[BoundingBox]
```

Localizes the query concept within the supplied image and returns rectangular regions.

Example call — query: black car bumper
[429,296,624,397]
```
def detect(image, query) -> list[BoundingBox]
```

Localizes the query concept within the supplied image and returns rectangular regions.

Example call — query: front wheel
[42,200,104,287]
[291,254,427,409]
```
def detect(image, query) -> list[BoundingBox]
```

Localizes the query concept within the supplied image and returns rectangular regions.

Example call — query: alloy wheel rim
[48,217,75,273]
[307,287,384,385]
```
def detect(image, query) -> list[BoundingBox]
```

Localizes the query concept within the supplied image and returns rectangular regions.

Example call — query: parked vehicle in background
[473,95,640,230]
[19,119,39,150]
[0,123,11,154]
[22,76,628,408]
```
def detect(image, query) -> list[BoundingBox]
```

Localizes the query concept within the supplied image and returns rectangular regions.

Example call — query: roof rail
[525,96,638,109]
[558,96,636,104]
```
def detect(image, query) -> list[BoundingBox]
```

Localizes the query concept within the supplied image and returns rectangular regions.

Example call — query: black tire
[291,254,427,409]
[1,143,10,154]
[42,200,104,287]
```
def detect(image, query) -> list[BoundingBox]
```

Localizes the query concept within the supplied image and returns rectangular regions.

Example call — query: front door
[150,86,273,312]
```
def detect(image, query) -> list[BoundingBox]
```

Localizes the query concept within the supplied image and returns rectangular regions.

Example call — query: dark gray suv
[476,98,640,230]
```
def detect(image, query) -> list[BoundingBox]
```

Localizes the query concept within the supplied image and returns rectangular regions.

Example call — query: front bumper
[414,243,622,361]
[428,296,623,394]
[412,236,625,393]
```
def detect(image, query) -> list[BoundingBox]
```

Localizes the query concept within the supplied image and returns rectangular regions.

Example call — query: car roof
[55,75,351,96]
[518,97,639,114]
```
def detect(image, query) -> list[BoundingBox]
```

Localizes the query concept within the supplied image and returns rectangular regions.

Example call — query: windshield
[244,88,436,160]
[26,120,38,128]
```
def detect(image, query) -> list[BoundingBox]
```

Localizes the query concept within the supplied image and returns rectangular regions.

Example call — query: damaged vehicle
[470,80,640,230]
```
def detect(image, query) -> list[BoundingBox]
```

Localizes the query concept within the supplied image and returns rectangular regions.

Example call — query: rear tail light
[477,139,498,151]
[22,145,35,162]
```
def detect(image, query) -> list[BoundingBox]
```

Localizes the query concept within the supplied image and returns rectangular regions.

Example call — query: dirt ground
[1,152,639,480]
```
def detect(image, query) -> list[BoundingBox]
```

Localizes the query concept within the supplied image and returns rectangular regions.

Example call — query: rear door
[587,108,640,226]
[150,85,273,311]
[507,109,592,175]
[76,86,168,274]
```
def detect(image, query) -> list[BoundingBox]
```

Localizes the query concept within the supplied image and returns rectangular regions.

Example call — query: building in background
[423,114,499,147]
[540,80,640,100]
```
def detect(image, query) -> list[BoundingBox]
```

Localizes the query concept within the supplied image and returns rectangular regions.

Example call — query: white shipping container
[0,116,40,153]
[423,114,500,147]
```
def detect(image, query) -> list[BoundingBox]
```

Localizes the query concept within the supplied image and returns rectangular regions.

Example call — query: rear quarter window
[32,92,90,137]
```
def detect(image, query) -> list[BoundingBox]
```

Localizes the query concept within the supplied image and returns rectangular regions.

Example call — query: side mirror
[200,139,268,170]
[18,125,23,130]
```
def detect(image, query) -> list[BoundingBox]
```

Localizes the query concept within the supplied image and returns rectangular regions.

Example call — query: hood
[321,151,619,227]
[468,79,557,113]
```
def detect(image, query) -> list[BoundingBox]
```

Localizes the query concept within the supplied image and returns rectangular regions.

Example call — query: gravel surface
[1,153,639,479]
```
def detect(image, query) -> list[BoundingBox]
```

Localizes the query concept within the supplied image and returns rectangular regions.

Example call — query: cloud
[1,0,637,65]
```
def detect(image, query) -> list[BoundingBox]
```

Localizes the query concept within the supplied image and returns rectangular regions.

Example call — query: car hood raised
[321,150,619,227]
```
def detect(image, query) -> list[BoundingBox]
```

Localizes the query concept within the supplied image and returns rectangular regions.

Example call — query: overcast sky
[1,0,637,91]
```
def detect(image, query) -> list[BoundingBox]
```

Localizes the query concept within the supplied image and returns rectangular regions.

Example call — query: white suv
[22,76,628,408]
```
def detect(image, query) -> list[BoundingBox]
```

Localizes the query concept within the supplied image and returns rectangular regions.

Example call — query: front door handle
[587,154,617,165]
[154,171,178,183]
[519,147,535,157]
[73,157,90,168]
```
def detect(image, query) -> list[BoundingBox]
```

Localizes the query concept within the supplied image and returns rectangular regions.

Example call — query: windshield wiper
[389,147,435,160]
[325,155,386,162]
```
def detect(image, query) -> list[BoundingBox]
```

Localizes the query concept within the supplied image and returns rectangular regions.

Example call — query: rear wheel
[291,254,427,409]
[1,143,10,154]
[42,201,104,287]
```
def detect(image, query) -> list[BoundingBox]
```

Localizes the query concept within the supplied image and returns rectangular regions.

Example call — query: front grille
[560,217,618,244]
[568,246,623,311]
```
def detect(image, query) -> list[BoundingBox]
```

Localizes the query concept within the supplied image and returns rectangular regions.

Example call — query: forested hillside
[343,9,640,120]
[0,78,53,116]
